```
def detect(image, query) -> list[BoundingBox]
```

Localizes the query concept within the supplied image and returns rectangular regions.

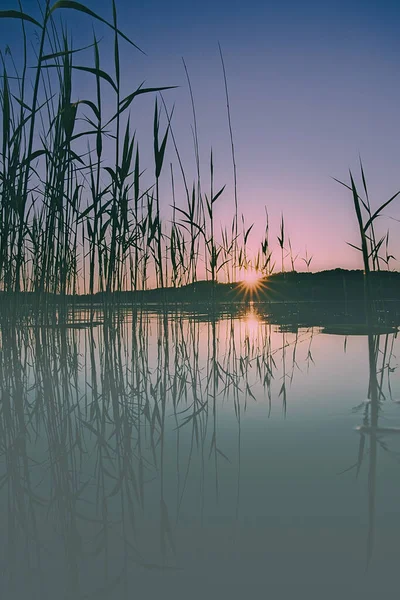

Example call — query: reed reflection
[350,331,399,570]
[0,309,398,597]
[0,308,298,597]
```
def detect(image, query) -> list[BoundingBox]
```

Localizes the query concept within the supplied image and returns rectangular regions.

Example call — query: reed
[0,1,284,302]
[335,161,400,326]
[0,1,177,299]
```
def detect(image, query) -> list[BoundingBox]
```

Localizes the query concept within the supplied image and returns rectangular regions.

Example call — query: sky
[2,0,400,272]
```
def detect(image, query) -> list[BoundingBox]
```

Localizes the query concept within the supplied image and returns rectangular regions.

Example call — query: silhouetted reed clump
[0,0,281,304]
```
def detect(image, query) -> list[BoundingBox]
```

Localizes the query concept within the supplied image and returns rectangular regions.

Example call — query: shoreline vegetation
[1,269,400,331]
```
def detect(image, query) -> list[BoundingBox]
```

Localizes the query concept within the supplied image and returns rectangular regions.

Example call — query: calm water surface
[0,308,399,599]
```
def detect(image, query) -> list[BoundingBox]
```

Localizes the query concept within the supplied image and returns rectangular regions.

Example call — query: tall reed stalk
[336,162,400,326]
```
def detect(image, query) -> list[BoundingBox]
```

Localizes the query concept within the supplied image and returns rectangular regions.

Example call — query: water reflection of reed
[0,308,313,597]
[349,331,399,569]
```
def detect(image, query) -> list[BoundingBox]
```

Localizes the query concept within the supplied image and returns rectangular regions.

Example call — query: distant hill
[77,268,400,305]
[2,269,400,306]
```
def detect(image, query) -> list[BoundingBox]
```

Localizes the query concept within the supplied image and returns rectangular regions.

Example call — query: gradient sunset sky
[2,0,400,272]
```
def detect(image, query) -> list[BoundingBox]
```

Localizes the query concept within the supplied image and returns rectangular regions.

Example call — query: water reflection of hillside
[0,309,398,598]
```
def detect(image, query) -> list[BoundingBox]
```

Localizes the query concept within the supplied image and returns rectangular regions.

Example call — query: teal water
[0,308,399,599]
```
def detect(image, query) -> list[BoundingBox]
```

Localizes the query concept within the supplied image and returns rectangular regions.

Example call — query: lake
[0,306,399,599]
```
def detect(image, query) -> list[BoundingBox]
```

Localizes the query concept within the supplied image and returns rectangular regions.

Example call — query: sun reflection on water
[241,305,265,344]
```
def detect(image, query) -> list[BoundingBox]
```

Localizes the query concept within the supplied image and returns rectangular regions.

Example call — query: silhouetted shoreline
[1,269,400,328]
[1,268,399,303]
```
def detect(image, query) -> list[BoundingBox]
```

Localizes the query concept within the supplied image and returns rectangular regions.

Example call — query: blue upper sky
[2,0,400,270]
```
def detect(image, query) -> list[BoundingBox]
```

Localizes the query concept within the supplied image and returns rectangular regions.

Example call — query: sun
[241,268,264,289]
[234,268,267,301]
[236,268,267,299]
